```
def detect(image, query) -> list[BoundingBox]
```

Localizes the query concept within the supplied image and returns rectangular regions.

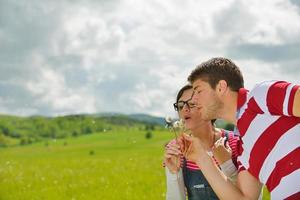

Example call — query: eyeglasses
[173,99,196,111]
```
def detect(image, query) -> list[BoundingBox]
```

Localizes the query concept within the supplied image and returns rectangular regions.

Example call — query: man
[183,57,300,199]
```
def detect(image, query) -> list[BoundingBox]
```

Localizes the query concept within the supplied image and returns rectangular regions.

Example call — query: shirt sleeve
[165,167,186,200]
[250,80,300,116]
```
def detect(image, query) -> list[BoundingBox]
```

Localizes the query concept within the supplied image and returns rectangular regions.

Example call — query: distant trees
[0,114,162,147]
[0,133,8,147]
[145,131,152,139]
[72,130,79,137]
[82,126,92,134]
[20,137,32,145]
[1,126,10,136]
[224,123,235,131]
[144,124,155,131]
[215,119,236,131]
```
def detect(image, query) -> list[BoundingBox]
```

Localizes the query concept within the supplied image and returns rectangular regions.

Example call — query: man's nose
[191,93,198,103]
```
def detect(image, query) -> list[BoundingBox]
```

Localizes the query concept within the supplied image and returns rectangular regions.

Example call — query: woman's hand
[164,141,182,173]
[212,137,232,165]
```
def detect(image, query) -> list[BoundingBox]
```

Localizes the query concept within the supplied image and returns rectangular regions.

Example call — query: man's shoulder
[245,80,289,109]
[250,80,290,94]
[250,80,278,93]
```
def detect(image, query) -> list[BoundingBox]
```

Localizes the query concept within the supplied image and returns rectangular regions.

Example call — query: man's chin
[202,114,214,121]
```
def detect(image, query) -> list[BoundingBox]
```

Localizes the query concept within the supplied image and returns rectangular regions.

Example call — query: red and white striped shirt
[236,80,300,199]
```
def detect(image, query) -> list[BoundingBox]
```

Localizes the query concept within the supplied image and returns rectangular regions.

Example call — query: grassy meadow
[0,126,270,200]
[0,128,172,200]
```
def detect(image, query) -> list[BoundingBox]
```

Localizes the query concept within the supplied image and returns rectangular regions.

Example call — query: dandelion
[165,117,186,181]
[165,117,185,141]
[173,119,185,130]
[165,116,173,127]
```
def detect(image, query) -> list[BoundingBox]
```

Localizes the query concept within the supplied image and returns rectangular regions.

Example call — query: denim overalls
[182,159,219,200]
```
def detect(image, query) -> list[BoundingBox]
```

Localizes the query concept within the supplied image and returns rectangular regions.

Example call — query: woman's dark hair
[175,84,216,125]
[176,84,193,103]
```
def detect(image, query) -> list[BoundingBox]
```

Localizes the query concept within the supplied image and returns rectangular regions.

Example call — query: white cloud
[242,0,300,45]
[238,59,300,89]
[26,68,96,115]
[0,0,300,117]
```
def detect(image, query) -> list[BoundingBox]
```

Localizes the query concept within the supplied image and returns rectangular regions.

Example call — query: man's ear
[216,80,228,96]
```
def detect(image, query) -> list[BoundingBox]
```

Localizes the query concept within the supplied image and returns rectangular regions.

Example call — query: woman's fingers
[214,137,225,147]
[166,143,181,152]
[214,137,231,150]
[166,148,181,156]
[164,153,172,159]
[165,142,181,150]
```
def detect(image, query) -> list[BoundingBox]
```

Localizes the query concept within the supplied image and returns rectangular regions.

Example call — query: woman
[164,84,240,200]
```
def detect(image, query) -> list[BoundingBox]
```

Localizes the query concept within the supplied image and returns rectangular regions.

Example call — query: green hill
[0,113,163,147]
[128,114,165,125]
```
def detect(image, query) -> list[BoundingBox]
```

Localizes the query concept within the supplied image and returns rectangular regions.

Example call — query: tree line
[0,114,158,147]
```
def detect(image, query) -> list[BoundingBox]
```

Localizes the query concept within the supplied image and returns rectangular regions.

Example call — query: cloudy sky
[0,0,300,117]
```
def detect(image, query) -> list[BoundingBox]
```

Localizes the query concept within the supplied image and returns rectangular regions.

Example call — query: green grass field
[0,128,270,200]
[0,128,172,200]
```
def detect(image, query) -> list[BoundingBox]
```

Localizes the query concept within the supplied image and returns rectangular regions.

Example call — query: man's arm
[236,170,263,200]
[293,88,300,117]
[184,134,262,200]
[197,153,262,200]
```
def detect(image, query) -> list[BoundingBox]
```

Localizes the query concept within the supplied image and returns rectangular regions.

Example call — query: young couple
[164,57,300,200]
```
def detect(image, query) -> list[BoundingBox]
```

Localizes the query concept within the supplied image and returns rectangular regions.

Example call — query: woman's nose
[182,103,190,112]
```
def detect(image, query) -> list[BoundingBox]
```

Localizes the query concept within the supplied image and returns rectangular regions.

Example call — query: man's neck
[219,91,238,125]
